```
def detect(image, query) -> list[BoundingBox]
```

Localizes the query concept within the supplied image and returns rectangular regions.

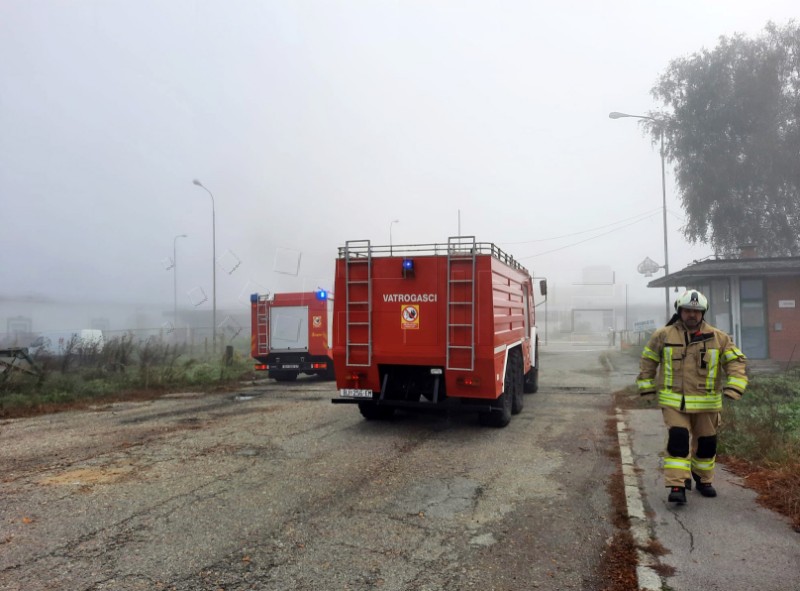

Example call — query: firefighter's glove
[723,388,742,401]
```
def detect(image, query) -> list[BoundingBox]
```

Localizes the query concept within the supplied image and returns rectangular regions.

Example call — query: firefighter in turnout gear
[637,290,748,504]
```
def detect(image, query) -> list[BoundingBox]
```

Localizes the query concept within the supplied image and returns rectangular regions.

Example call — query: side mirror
[539,279,548,297]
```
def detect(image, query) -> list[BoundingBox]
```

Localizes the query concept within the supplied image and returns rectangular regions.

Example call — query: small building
[647,253,800,361]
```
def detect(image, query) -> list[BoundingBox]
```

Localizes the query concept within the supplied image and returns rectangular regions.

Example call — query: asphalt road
[1,344,625,591]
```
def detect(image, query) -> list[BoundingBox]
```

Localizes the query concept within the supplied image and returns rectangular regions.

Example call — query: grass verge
[0,336,253,419]
[719,373,800,530]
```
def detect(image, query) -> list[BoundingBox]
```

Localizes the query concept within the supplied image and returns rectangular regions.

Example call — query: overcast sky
[1,1,796,311]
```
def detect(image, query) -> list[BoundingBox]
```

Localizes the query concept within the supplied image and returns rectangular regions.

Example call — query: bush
[183,361,221,385]
[719,374,800,465]
[0,336,252,417]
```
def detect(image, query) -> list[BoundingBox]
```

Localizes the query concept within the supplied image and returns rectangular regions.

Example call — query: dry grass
[597,417,639,591]
[612,385,659,410]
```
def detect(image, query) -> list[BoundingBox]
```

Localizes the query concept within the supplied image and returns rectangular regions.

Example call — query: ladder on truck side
[344,240,372,366]
[256,296,270,356]
[446,236,477,371]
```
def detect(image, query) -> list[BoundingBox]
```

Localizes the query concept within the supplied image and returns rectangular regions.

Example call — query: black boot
[692,472,717,497]
[668,486,686,504]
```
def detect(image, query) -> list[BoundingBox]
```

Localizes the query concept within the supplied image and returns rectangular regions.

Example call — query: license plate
[281,364,300,369]
[339,389,373,399]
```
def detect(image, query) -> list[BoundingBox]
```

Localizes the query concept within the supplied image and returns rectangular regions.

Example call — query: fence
[0,326,252,360]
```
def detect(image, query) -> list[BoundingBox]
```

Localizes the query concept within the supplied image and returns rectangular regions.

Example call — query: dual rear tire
[358,401,395,420]
[523,338,539,394]
[271,370,299,382]
[480,348,523,428]
[510,349,524,415]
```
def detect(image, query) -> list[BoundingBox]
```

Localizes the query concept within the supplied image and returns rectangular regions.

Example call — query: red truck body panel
[250,291,335,380]
[331,238,539,419]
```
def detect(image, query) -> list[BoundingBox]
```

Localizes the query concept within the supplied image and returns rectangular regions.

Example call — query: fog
[1,1,796,320]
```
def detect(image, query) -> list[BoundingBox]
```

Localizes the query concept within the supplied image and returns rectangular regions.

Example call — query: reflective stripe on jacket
[636,320,747,413]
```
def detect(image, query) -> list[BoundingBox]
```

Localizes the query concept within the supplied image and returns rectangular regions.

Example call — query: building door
[740,278,767,359]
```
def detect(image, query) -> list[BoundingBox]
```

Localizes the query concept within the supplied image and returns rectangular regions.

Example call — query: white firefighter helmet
[674,290,709,312]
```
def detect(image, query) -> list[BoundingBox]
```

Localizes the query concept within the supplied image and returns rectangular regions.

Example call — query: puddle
[235,448,260,457]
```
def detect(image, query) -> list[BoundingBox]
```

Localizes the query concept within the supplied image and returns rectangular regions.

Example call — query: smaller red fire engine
[250,291,335,381]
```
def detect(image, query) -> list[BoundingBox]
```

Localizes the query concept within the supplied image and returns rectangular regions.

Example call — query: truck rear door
[270,306,309,352]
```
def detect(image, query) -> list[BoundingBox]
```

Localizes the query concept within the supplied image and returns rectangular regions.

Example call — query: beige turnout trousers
[662,407,721,488]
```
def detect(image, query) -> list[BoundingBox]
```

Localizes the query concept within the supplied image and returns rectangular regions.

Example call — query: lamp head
[192,179,203,187]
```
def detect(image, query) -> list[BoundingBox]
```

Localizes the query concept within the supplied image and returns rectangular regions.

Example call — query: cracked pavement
[2,345,623,591]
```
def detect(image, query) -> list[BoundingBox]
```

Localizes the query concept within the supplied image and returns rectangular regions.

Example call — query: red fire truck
[250,291,335,381]
[331,236,542,427]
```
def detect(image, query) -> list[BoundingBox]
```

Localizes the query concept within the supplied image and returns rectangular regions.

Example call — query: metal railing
[337,236,529,274]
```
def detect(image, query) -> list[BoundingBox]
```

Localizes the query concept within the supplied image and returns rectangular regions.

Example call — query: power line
[502,208,662,245]
[518,213,660,259]
[667,208,685,223]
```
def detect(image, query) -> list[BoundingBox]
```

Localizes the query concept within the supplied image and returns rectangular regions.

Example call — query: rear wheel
[271,370,298,382]
[479,355,514,428]
[523,339,539,394]
[358,402,395,420]
[510,349,524,415]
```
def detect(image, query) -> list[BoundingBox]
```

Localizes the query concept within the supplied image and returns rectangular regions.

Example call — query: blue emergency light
[402,258,414,278]
[315,288,328,301]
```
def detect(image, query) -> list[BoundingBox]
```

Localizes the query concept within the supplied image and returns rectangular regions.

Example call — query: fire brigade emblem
[402,305,420,329]
[312,315,322,328]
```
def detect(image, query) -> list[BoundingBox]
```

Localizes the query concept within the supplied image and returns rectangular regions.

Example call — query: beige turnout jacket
[636,320,747,413]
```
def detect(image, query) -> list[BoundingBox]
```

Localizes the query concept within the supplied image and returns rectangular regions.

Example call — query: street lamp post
[389,219,399,255]
[192,179,217,354]
[173,234,187,338]
[609,111,671,320]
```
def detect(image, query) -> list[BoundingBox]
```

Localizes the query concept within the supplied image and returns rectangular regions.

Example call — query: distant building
[0,295,249,352]
[537,266,664,345]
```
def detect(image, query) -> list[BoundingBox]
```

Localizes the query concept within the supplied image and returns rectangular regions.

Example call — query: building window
[709,279,731,333]
[740,278,767,359]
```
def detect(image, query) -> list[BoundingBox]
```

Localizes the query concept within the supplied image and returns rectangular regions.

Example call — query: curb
[615,408,662,591]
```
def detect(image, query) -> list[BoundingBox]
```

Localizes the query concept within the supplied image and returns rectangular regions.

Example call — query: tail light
[349,371,364,388]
